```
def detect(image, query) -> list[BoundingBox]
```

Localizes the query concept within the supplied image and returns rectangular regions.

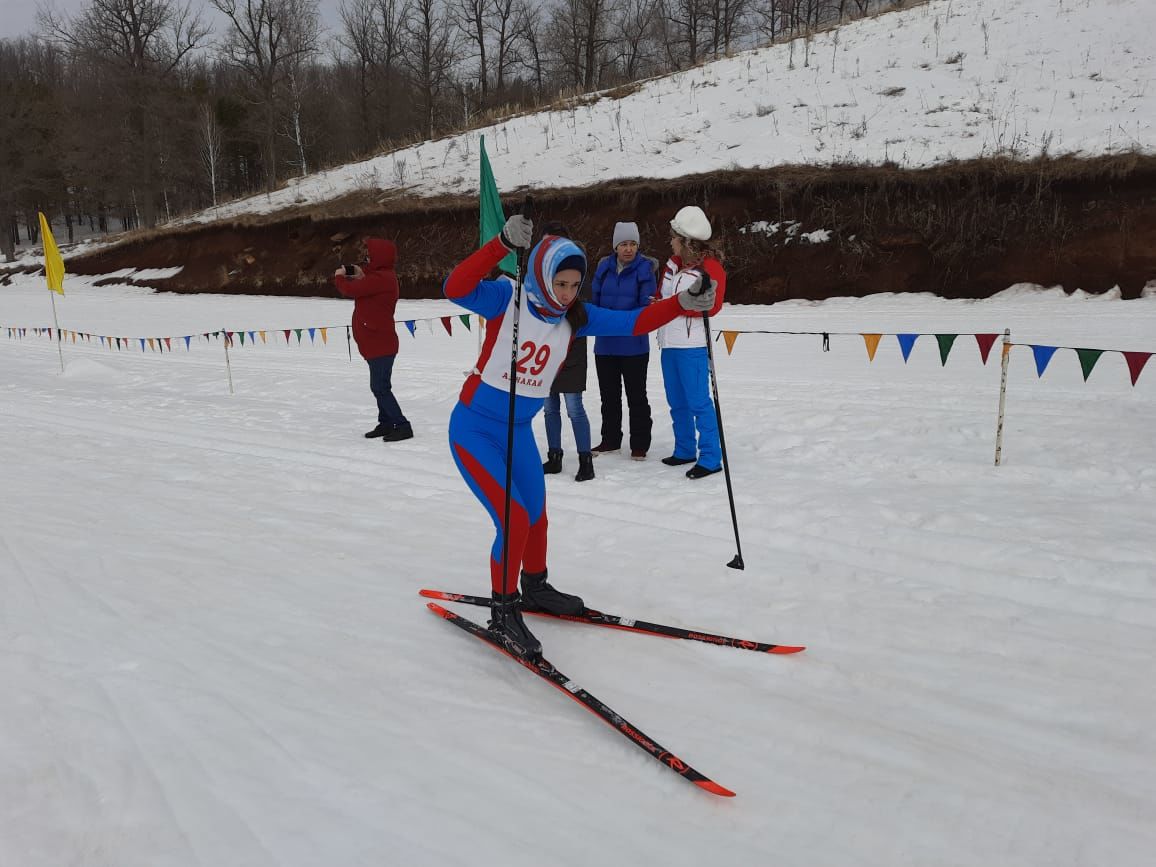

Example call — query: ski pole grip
[520,196,533,219]
[688,266,710,297]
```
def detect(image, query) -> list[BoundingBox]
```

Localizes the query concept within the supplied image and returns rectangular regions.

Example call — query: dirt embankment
[57,155,1156,302]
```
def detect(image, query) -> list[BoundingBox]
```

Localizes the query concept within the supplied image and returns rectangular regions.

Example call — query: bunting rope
[4,319,1152,388]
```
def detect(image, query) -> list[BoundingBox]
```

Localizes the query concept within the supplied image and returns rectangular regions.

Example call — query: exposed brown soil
[40,154,1156,303]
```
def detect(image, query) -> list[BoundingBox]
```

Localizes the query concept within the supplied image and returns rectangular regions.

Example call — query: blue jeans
[543,392,591,453]
[660,348,719,469]
[367,354,408,427]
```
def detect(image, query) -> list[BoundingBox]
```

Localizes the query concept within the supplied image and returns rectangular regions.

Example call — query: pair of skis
[423,588,805,798]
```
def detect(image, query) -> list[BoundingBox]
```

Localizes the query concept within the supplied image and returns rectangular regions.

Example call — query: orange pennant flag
[147,338,155,351]
[320,327,328,344]
[259,330,267,344]
[862,333,882,361]
[722,331,739,355]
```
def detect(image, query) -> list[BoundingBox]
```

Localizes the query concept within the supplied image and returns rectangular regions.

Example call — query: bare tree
[402,0,457,140]
[212,0,321,191]
[452,0,490,101]
[197,101,223,206]
[40,0,209,227]
[487,0,522,96]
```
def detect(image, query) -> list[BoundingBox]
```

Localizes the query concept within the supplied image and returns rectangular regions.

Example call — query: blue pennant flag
[405,321,417,337]
[897,333,919,363]
[184,336,192,350]
[308,327,316,343]
[248,331,256,344]
[1030,345,1059,377]
[139,338,146,352]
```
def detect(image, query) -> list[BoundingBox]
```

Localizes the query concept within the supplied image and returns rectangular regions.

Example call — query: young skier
[444,212,716,657]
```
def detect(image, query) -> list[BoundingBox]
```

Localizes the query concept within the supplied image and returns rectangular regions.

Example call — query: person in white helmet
[655,205,728,480]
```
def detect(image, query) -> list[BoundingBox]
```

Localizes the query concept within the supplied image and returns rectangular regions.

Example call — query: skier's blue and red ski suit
[445,234,695,594]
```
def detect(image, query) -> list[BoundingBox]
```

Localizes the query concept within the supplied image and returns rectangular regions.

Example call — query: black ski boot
[542,449,564,474]
[574,452,595,482]
[520,569,585,616]
[487,592,542,659]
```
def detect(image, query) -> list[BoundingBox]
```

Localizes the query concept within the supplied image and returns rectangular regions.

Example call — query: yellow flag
[38,212,65,295]
[862,333,882,362]
[722,331,739,355]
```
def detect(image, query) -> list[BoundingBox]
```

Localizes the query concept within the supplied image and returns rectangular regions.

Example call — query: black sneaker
[591,442,620,454]
[686,464,722,480]
[520,569,584,616]
[487,593,542,658]
[382,424,414,442]
[661,455,696,466]
[364,425,388,438]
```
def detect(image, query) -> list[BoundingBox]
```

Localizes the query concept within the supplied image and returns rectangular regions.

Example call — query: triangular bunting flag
[935,334,958,366]
[308,327,316,343]
[239,331,246,345]
[1122,351,1152,386]
[70,331,77,343]
[284,329,291,344]
[295,329,302,344]
[861,333,882,362]
[722,331,739,355]
[183,336,192,350]
[147,338,155,351]
[320,327,328,344]
[139,338,147,352]
[897,333,919,363]
[1074,348,1105,382]
[247,331,255,344]
[406,321,417,337]
[975,333,999,365]
[259,330,267,344]
[164,337,171,351]
[441,316,453,336]
[1030,345,1059,377]
[460,314,472,331]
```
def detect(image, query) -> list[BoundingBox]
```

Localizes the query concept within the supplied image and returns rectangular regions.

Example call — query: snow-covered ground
[185,0,1156,224]
[3,273,1154,865]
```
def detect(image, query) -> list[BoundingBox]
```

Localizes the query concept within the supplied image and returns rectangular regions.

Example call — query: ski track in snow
[2,275,1155,866]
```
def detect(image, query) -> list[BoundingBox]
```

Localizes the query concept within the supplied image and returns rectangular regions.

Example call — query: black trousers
[594,353,652,451]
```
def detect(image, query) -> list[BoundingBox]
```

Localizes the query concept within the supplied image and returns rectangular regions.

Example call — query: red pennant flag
[975,333,999,365]
[1122,351,1152,386]
[283,329,291,344]
[164,337,172,351]
[441,317,453,336]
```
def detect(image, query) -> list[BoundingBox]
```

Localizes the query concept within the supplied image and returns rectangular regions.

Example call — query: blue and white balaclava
[522,235,587,324]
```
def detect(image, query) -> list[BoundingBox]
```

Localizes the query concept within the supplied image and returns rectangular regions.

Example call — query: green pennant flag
[1075,348,1105,382]
[460,313,472,331]
[480,135,516,277]
[295,328,302,344]
[935,334,958,367]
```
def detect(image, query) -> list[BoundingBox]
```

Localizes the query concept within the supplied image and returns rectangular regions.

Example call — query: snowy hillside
[190,0,1156,224]
[3,272,1155,865]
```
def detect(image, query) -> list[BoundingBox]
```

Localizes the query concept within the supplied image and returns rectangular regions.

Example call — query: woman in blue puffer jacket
[589,222,658,460]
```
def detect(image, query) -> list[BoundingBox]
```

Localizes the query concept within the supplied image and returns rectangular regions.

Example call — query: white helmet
[670,205,712,242]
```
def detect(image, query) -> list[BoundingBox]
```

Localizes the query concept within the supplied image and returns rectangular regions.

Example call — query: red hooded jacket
[334,238,400,360]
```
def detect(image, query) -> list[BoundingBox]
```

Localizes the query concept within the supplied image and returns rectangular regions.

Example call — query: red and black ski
[421,589,805,655]
[427,602,736,798]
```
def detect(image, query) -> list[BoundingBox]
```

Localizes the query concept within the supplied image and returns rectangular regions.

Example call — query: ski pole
[693,272,744,570]
[498,197,533,627]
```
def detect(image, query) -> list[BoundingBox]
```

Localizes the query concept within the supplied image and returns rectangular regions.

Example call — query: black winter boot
[574,452,595,482]
[542,449,564,474]
[520,569,585,616]
[487,592,542,659]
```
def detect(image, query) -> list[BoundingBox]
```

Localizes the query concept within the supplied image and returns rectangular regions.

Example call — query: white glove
[677,271,715,311]
[500,214,534,250]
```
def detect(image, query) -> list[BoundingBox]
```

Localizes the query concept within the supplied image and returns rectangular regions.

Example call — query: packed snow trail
[2,276,1155,866]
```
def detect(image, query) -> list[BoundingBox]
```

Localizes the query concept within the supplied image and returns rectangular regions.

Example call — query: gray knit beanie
[612,222,640,248]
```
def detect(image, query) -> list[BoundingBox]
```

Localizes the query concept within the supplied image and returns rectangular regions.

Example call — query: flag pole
[49,293,65,372]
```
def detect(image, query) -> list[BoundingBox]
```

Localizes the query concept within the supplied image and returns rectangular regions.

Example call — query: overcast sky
[1,0,346,42]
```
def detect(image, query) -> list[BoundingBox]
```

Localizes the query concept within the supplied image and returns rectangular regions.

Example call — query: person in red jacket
[334,238,412,442]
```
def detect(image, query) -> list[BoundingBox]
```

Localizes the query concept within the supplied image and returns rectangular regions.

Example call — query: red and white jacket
[655,255,727,349]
